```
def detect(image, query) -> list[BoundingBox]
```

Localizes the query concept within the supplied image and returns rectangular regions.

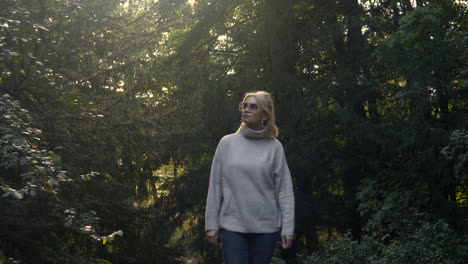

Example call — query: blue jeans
[220,229,280,264]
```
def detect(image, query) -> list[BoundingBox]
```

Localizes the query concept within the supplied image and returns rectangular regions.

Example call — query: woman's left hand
[281,235,293,249]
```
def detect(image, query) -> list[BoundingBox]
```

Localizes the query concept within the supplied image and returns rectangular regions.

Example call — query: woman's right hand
[206,230,219,246]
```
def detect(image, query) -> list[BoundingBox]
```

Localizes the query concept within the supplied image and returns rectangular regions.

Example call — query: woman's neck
[245,123,263,131]
[240,124,266,139]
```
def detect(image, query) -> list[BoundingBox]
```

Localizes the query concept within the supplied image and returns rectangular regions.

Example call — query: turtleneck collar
[240,125,266,139]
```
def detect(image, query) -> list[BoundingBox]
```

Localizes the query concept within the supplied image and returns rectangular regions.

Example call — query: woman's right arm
[205,138,225,234]
[206,230,219,246]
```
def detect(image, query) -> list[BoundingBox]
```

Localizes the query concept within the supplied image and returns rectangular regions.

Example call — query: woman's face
[240,96,267,130]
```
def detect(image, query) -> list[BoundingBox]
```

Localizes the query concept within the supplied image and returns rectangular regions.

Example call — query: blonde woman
[205,91,295,264]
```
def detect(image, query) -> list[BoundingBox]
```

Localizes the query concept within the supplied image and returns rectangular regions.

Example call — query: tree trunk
[263,0,303,132]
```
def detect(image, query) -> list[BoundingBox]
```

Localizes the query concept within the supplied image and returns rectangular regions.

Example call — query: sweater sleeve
[205,138,224,231]
[274,142,295,236]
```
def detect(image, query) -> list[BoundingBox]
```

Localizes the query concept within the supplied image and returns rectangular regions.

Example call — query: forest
[0,0,467,263]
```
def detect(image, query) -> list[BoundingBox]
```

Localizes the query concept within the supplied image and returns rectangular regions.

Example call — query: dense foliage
[0,0,466,263]
[0,93,121,264]
[303,220,467,264]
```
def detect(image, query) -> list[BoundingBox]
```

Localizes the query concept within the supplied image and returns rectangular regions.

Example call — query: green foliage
[0,94,124,263]
[379,221,467,264]
[0,93,69,197]
[271,257,286,264]
[441,129,468,184]
[0,250,7,263]
[303,221,467,264]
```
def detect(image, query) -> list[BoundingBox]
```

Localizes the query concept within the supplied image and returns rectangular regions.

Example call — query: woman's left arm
[274,142,295,241]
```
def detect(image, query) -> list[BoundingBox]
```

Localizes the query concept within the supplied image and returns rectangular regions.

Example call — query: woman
[205,91,295,264]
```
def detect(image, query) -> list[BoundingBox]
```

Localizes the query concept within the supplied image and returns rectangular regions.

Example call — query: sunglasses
[239,102,259,111]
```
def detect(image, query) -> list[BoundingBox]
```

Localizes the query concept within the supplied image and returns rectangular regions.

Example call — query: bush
[302,220,467,264]
[0,94,116,263]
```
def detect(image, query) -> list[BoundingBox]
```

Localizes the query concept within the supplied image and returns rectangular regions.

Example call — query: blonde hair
[236,91,279,139]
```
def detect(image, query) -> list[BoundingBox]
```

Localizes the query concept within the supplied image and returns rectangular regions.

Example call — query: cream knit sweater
[205,126,295,236]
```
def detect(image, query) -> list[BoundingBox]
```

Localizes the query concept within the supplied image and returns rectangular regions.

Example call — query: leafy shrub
[302,220,467,264]
[0,94,117,263]
[377,221,467,264]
